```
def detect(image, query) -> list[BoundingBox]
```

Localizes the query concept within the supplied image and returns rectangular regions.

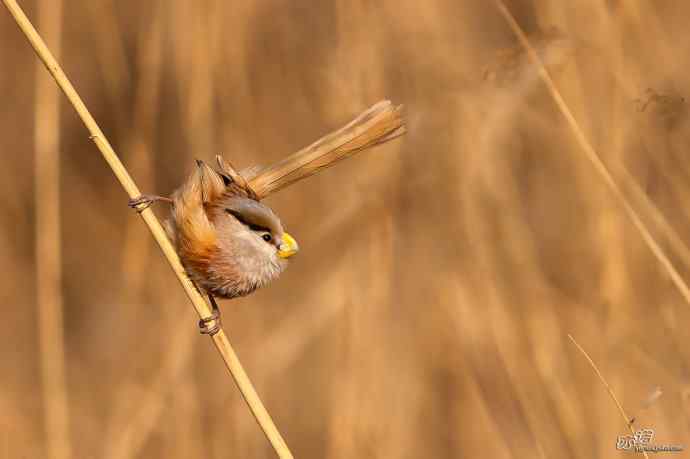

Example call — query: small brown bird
[129,158,299,333]
[128,101,404,333]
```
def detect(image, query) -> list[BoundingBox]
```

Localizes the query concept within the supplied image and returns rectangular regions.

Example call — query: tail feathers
[247,100,405,199]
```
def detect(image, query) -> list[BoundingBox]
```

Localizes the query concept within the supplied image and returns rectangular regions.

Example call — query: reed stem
[568,335,650,459]
[33,0,71,457]
[3,1,292,456]
[494,0,690,307]
[4,1,405,457]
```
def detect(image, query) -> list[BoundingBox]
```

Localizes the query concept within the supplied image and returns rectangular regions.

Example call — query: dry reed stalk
[484,174,578,455]
[83,0,130,121]
[463,46,589,453]
[103,198,370,457]
[494,0,690,308]
[622,168,690,270]
[567,335,650,459]
[103,320,196,459]
[106,6,224,455]
[174,1,220,156]
[2,1,292,456]
[167,376,204,459]
[108,281,347,459]
[3,1,404,457]
[459,177,549,458]
[32,0,71,457]
[119,0,164,304]
[596,8,634,312]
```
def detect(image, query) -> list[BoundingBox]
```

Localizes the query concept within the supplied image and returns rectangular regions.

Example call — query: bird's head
[168,160,298,298]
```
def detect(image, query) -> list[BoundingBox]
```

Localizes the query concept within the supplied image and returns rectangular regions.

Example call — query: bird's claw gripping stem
[199,295,221,336]
[199,310,221,336]
[128,195,172,213]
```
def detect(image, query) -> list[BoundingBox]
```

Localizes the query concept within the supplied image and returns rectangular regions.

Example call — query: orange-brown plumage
[164,160,298,299]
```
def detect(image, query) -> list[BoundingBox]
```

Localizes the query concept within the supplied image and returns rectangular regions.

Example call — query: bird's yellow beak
[277,232,299,259]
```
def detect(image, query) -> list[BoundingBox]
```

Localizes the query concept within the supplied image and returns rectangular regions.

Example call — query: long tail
[244,100,405,200]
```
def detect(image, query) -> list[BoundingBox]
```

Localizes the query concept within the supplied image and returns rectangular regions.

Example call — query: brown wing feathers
[169,161,228,278]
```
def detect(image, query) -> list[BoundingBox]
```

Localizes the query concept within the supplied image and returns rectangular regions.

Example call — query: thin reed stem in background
[621,167,690,270]
[103,322,196,459]
[494,0,690,308]
[119,0,165,305]
[33,0,71,457]
[83,0,130,130]
[567,335,650,459]
[2,1,293,457]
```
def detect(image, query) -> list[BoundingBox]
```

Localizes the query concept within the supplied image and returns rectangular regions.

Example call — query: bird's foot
[128,194,172,213]
[199,295,221,335]
[199,310,221,335]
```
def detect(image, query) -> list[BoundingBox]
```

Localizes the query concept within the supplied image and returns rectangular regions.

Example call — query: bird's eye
[262,233,272,242]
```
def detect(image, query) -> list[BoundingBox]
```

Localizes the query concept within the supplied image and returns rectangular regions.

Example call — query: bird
[128,158,299,334]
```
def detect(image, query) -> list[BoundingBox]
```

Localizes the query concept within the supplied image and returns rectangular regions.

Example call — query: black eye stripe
[225,209,271,232]
[225,208,244,222]
[249,223,270,232]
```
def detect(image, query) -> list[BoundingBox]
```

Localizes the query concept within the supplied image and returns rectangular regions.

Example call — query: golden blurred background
[2,0,690,457]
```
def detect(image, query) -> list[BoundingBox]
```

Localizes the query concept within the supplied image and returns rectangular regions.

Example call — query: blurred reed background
[2,0,690,457]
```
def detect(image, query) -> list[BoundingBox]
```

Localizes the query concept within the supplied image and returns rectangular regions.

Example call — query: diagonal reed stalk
[104,197,372,459]
[33,0,71,457]
[494,0,690,307]
[3,0,291,455]
[3,1,404,457]
[568,335,650,459]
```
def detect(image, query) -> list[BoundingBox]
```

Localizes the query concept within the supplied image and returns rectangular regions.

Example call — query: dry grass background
[1,0,690,458]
